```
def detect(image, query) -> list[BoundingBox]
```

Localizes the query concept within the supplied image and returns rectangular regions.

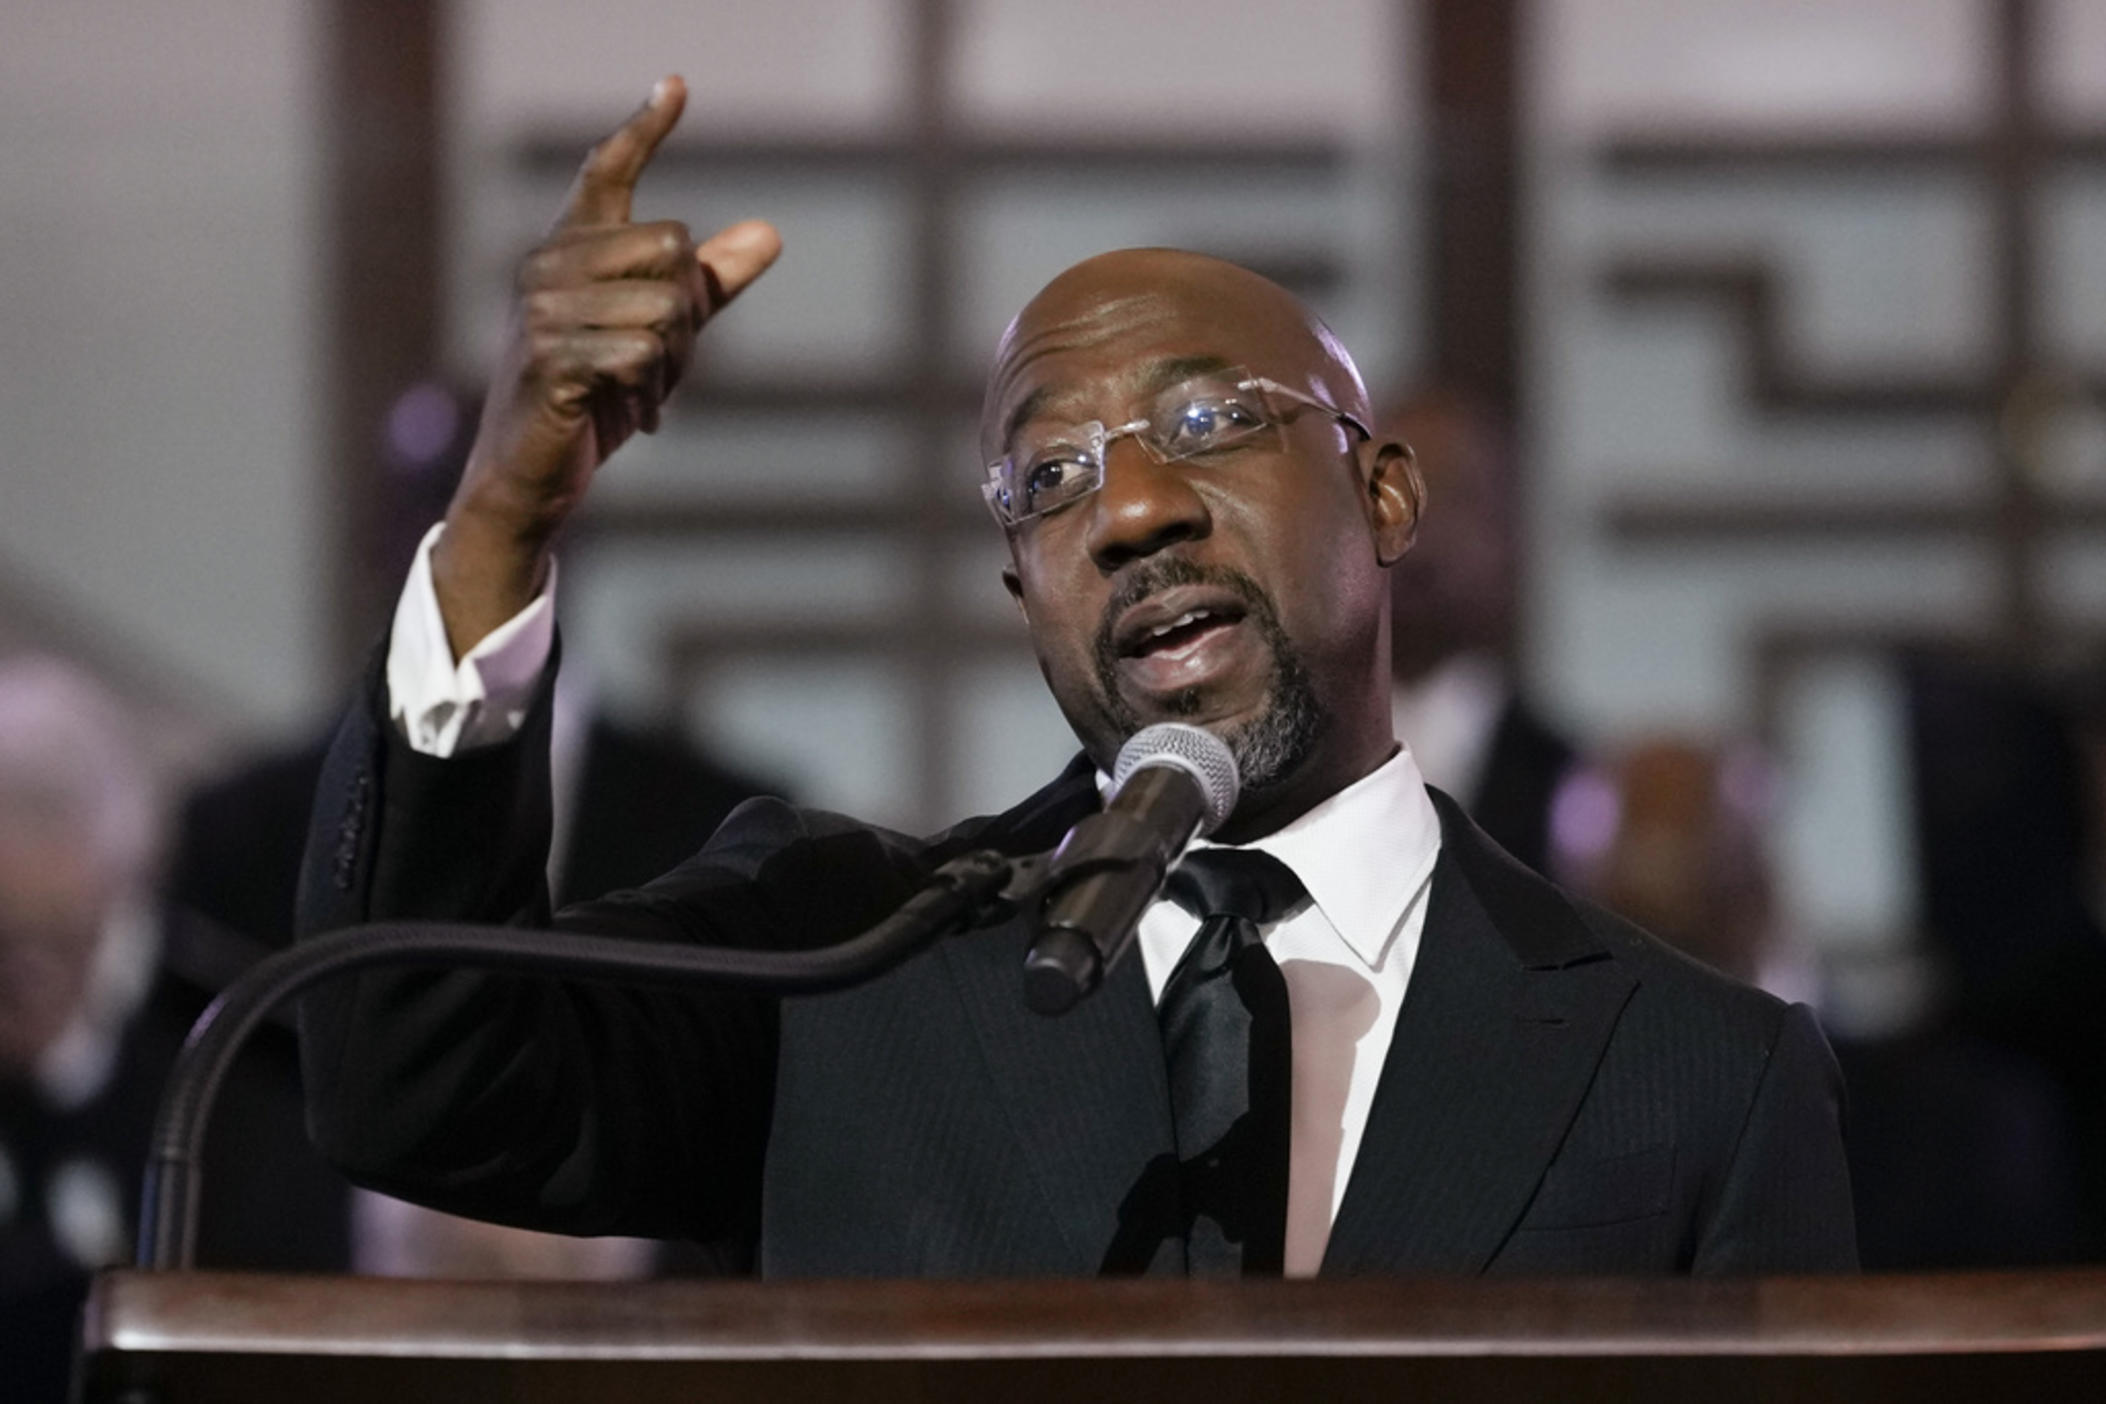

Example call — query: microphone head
[1111,723,1239,835]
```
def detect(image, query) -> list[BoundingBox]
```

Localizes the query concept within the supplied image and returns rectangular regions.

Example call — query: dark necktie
[1158,847,1306,1276]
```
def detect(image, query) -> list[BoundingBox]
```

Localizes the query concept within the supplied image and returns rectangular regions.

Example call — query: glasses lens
[997,425,1105,523]
[1146,378,1272,463]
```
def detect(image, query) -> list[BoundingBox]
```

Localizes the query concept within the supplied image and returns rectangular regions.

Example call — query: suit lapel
[1321,791,1636,1274]
[932,759,1183,1274]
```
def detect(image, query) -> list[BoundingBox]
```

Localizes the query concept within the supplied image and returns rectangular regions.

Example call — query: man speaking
[297,78,1856,1277]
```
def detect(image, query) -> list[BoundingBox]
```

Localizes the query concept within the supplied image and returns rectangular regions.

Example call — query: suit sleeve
[293,645,788,1245]
[1693,1001,1860,1273]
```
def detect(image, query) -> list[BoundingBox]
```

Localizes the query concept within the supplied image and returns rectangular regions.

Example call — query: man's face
[988,251,1417,836]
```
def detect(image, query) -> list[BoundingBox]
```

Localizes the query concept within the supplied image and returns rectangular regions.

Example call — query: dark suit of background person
[294,81,1855,1279]
[1896,651,2106,1262]
[1382,388,1577,878]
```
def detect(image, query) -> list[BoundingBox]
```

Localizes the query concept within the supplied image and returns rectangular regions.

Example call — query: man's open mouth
[1109,586,1258,697]
[1129,605,1236,655]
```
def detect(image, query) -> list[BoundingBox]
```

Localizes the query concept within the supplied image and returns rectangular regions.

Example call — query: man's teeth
[1149,609,1214,638]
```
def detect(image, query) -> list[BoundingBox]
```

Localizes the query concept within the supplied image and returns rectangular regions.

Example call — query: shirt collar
[1222,744,1441,970]
[1103,742,1442,972]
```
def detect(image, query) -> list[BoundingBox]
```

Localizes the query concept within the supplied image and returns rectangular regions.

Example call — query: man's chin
[1101,684,1320,793]
[1111,670,1273,730]
[1103,698,1256,760]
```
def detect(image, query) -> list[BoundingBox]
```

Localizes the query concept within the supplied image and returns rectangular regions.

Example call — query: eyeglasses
[982,368,1371,528]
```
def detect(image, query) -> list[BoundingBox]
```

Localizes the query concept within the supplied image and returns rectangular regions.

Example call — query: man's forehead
[982,250,1361,450]
[997,352,1244,449]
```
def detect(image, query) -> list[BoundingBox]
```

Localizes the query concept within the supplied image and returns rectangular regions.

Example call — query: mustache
[1092,558,1276,669]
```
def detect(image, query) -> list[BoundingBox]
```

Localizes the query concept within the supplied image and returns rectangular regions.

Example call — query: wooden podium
[79,1267,2106,1402]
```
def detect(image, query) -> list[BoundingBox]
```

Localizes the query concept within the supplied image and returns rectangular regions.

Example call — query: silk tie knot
[1164,847,1307,929]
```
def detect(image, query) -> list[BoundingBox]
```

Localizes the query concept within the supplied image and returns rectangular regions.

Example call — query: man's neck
[1213,734,1402,845]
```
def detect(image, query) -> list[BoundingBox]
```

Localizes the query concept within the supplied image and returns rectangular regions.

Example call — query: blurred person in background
[0,657,167,1403]
[1550,739,1798,997]
[1900,650,2106,1262]
[0,655,366,1404]
[2058,661,2106,1259]
[1559,730,2086,1268]
[1383,387,1577,876]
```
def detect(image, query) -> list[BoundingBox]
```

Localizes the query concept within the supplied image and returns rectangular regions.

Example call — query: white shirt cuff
[385,523,557,756]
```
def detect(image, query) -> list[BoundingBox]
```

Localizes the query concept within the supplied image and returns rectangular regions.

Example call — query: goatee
[1092,558,1325,796]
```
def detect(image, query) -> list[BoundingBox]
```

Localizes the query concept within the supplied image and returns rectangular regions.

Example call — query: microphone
[1022,722,1239,1015]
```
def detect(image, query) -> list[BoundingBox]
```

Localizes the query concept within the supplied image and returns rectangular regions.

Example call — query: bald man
[298,82,1856,1277]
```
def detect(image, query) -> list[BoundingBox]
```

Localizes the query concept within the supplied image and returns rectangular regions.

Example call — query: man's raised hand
[435,76,782,657]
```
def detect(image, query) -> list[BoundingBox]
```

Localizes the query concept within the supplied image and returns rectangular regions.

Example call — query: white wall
[0,2,321,735]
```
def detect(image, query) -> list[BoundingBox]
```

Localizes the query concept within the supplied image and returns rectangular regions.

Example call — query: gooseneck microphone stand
[136,848,1029,1271]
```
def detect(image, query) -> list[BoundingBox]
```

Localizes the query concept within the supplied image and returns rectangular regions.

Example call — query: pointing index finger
[556,75,687,230]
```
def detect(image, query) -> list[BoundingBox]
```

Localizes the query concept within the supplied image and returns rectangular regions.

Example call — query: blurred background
[3,0,2105,1350]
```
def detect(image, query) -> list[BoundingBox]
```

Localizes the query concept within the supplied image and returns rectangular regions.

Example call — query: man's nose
[1083,437,1210,572]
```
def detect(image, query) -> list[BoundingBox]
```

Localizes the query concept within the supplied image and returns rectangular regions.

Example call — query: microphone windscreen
[1110,723,1239,835]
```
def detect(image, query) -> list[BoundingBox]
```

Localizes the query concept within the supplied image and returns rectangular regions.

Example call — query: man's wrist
[388,523,557,757]
[431,504,558,662]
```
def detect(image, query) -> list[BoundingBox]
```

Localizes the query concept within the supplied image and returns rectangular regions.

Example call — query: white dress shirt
[388,525,1443,1276]
[387,524,557,755]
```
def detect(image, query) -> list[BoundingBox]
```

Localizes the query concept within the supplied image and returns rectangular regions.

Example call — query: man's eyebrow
[1002,385,1057,451]
[1001,354,1242,450]
[1139,354,1239,398]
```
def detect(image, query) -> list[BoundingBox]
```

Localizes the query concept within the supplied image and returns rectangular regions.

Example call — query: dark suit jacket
[297,659,1856,1276]
[163,710,777,1273]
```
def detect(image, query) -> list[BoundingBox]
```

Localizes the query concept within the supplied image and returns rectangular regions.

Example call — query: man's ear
[1362,438,1423,565]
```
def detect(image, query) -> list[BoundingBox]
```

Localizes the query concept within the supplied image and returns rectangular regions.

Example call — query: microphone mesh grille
[1111,723,1240,835]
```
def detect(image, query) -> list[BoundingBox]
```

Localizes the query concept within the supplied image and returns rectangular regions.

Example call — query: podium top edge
[82,1268,2106,1362]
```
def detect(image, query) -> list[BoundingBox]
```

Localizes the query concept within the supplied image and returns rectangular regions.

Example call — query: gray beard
[1092,559,1326,797]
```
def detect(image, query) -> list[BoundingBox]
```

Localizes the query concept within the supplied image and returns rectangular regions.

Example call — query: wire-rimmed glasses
[983,368,1370,528]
